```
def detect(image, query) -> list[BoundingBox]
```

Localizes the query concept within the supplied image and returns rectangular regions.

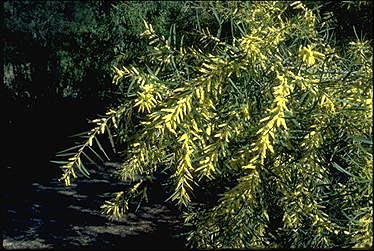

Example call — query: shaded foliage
[3,1,195,175]
[3,1,192,106]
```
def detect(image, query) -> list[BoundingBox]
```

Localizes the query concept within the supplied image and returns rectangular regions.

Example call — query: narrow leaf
[94,137,110,160]
[82,151,97,165]
[78,162,90,178]
[88,146,104,162]
[56,145,82,154]
[332,162,356,178]
[50,160,68,165]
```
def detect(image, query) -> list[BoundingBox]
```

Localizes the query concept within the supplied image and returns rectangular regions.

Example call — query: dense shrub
[54,1,372,248]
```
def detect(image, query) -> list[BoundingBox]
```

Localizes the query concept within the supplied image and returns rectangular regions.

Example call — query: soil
[2,164,188,250]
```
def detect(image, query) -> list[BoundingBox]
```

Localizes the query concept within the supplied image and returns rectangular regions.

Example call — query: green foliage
[4,1,190,103]
[304,1,373,46]
[55,1,372,248]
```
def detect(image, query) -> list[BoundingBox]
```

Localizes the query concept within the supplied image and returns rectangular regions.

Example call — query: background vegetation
[3,1,195,174]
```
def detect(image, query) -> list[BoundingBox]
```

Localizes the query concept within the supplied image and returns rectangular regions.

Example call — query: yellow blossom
[299,45,325,66]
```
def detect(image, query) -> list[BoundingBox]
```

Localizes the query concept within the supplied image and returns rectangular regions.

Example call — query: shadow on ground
[3,164,187,250]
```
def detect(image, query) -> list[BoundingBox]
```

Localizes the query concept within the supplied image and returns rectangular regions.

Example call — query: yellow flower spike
[88,136,93,146]
[279,117,287,130]
[299,45,325,66]
[366,98,372,106]
[320,95,327,107]
[65,176,71,186]
[307,56,315,65]
[277,74,286,83]
[290,1,305,10]
[179,133,189,142]
[243,163,256,170]
[114,66,124,78]
[313,51,325,60]
[206,125,212,136]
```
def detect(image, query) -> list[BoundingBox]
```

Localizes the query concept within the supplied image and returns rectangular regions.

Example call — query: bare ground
[2,164,188,250]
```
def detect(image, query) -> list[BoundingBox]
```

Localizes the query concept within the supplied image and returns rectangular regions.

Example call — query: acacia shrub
[55,1,372,248]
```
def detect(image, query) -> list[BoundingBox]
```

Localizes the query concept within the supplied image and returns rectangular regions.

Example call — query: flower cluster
[243,74,293,169]
[299,45,325,66]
